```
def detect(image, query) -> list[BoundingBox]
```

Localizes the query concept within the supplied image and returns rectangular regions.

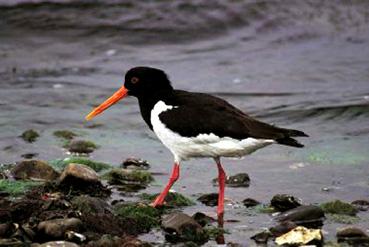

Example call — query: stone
[11,160,60,181]
[197,193,218,207]
[53,130,77,140]
[0,238,24,247]
[141,192,194,207]
[162,212,209,244]
[0,223,16,238]
[320,200,358,216]
[337,227,369,245]
[66,140,97,154]
[275,205,325,228]
[351,199,369,211]
[21,153,38,159]
[243,198,260,208]
[251,230,273,244]
[271,194,302,212]
[121,157,150,170]
[275,226,322,246]
[192,212,215,227]
[59,163,99,185]
[37,218,83,239]
[71,195,111,214]
[104,168,153,185]
[38,241,79,247]
[213,173,250,187]
[269,221,298,237]
[20,129,39,143]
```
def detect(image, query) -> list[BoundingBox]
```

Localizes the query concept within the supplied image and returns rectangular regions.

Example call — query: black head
[124,67,173,97]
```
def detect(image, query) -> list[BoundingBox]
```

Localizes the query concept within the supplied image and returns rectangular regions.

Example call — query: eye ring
[131,77,139,84]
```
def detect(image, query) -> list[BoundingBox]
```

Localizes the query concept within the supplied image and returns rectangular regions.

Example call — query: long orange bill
[85,86,128,121]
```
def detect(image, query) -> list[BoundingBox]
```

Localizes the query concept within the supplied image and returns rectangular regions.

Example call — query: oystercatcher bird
[85,66,308,223]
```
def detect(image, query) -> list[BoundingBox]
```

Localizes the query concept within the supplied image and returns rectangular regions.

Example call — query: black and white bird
[85,66,308,223]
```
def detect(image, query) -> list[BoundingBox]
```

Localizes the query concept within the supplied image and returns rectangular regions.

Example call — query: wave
[1,0,368,44]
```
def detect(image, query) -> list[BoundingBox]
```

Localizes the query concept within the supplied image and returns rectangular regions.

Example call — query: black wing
[160,90,308,147]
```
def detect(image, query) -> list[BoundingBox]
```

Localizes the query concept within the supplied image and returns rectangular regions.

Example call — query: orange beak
[85,86,128,121]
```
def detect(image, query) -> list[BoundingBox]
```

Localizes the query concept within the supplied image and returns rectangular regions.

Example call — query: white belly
[150,101,274,162]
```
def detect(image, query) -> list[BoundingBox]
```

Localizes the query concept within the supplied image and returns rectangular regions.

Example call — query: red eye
[131,77,139,84]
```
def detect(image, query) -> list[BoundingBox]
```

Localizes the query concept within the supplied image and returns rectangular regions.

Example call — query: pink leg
[215,158,226,226]
[151,162,180,207]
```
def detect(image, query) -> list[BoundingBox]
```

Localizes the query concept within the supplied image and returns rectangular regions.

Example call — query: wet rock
[197,193,218,207]
[104,168,153,186]
[37,218,83,239]
[0,223,17,238]
[85,235,148,247]
[0,238,24,247]
[251,230,273,244]
[51,158,111,172]
[71,195,110,214]
[243,198,260,208]
[269,221,297,237]
[65,230,86,244]
[114,203,161,233]
[275,205,325,228]
[213,173,250,187]
[59,163,99,185]
[336,227,369,245]
[320,200,358,216]
[121,157,150,170]
[162,212,209,244]
[192,212,215,227]
[66,140,97,154]
[351,199,369,211]
[53,130,77,140]
[57,163,109,197]
[20,129,39,143]
[11,160,60,181]
[21,153,38,159]
[275,226,322,246]
[141,192,194,207]
[271,194,302,212]
[38,241,79,247]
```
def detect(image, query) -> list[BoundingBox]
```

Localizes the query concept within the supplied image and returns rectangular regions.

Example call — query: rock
[0,223,16,238]
[104,168,153,186]
[269,221,298,237]
[213,173,250,187]
[21,153,38,159]
[37,218,83,239]
[275,226,322,246]
[0,238,24,247]
[59,163,99,185]
[65,231,86,243]
[271,194,302,212]
[53,130,77,140]
[243,198,260,208]
[52,158,111,172]
[192,212,215,227]
[121,157,150,170]
[251,230,273,244]
[337,227,369,245]
[11,160,60,181]
[66,140,97,154]
[351,199,369,211]
[85,235,147,247]
[71,195,110,214]
[275,205,325,228]
[320,200,358,216]
[20,129,39,143]
[162,212,209,244]
[197,193,218,207]
[38,241,79,247]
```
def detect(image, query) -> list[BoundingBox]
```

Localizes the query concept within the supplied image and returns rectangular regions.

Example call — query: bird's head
[85,66,172,121]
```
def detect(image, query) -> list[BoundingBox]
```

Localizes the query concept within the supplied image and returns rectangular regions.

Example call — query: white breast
[150,101,275,163]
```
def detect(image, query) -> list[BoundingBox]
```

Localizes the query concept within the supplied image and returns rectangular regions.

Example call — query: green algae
[320,200,358,216]
[204,226,229,240]
[326,213,360,224]
[20,129,39,143]
[114,203,161,232]
[0,180,41,197]
[49,157,111,172]
[102,168,153,185]
[53,130,78,140]
[254,204,277,214]
[141,192,195,207]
